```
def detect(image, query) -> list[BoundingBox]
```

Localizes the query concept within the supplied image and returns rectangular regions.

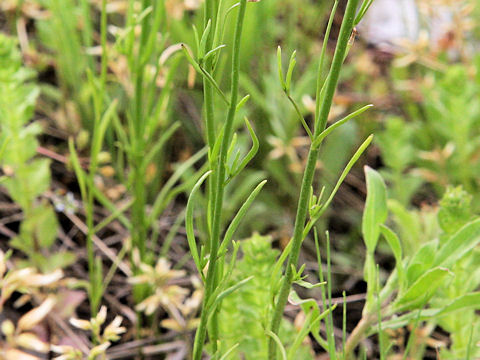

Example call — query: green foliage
[438,186,473,234]
[361,166,387,308]
[4,1,480,359]
[377,61,480,207]
[349,169,480,359]
[362,166,387,253]
[219,234,313,359]
[37,0,92,129]
[375,117,422,205]
[0,34,73,272]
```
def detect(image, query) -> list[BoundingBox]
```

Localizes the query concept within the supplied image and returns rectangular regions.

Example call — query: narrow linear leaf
[266,330,287,360]
[287,311,313,360]
[141,121,180,171]
[277,46,286,90]
[68,138,87,202]
[186,170,212,278]
[219,344,240,360]
[198,19,212,58]
[203,44,227,63]
[312,104,373,149]
[149,147,207,224]
[219,179,267,253]
[285,50,297,93]
[181,44,229,104]
[286,94,313,140]
[236,94,250,112]
[294,279,326,289]
[227,117,259,181]
[93,200,133,233]
[91,99,118,171]
[208,276,254,311]
[303,135,373,238]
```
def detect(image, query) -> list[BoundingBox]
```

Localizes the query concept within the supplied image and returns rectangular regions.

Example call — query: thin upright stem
[192,0,248,358]
[203,0,217,152]
[268,1,359,358]
[202,0,220,352]
[86,0,109,317]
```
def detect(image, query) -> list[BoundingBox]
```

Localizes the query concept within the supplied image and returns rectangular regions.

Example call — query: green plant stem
[268,1,359,359]
[204,0,218,261]
[131,1,149,264]
[203,0,217,153]
[192,1,247,358]
[85,0,109,317]
[203,0,220,352]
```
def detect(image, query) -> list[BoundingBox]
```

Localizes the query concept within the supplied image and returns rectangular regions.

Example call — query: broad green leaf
[373,308,438,331]
[4,158,51,210]
[379,292,480,331]
[434,218,480,268]
[31,205,58,248]
[387,199,422,255]
[10,203,59,255]
[381,225,406,293]
[32,251,76,272]
[362,166,387,252]
[436,292,480,316]
[380,225,402,262]
[406,239,438,285]
[395,267,453,310]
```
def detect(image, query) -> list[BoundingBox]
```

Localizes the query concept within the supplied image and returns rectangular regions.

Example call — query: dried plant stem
[344,315,375,359]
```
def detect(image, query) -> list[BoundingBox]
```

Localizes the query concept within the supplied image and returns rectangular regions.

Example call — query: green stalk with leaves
[192,0,248,356]
[67,0,111,316]
[184,0,268,357]
[268,0,372,358]
[0,34,73,272]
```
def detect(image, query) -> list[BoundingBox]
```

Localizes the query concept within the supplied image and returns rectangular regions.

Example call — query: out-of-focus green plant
[376,117,422,206]
[219,233,314,359]
[415,65,480,194]
[344,168,480,359]
[62,0,207,314]
[37,0,94,131]
[0,34,74,272]
[268,0,375,357]
[377,62,480,208]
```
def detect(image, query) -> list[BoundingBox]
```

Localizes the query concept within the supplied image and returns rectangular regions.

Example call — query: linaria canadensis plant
[186,0,375,358]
